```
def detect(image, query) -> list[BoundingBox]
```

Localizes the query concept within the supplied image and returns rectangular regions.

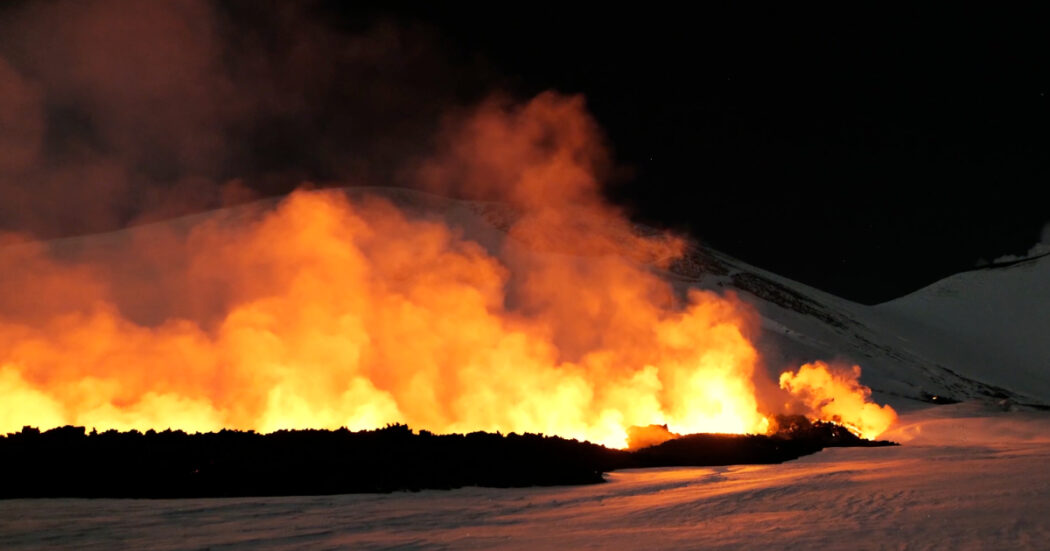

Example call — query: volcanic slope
[662,242,1050,410]
[676,244,1050,409]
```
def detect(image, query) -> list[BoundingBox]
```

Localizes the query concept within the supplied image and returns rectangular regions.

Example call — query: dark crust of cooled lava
[0,419,895,499]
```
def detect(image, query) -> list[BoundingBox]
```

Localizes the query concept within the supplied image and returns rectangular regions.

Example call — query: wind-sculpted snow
[3,404,1049,549]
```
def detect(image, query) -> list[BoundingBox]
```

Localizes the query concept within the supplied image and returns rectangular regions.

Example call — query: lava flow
[0,93,896,448]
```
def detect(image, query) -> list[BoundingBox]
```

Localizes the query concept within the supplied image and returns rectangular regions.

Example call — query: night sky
[372,5,1049,304]
[2,2,1047,304]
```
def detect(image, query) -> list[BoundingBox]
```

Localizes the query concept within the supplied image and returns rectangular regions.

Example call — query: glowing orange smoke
[0,93,895,448]
[779,362,898,440]
[627,424,682,450]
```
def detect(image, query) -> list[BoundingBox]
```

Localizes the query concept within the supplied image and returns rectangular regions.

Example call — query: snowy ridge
[659,244,1048,409]
[873,253,1050,405]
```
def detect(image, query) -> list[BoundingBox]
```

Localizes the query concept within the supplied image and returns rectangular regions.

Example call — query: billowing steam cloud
[0,2,896,447]
[992,221,1050,264]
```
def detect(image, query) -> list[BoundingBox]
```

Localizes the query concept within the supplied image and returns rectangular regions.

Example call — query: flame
[779,362,898,440]
[627,424,681,450]
[0,93,895,447]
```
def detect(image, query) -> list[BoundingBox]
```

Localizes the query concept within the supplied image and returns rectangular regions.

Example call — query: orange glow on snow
[0,93,895,447]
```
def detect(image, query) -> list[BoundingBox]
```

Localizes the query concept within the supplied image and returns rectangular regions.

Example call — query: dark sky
[358,5,1048,304]
[2,2,1047,304]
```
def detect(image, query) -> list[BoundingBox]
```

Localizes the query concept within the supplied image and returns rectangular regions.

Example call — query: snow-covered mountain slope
[651,243,1048,410]
[7,186,1046,410]
[871,255,1050,405]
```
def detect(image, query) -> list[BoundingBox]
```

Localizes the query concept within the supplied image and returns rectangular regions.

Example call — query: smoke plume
[0,0,478,237]
[0,2,896,447]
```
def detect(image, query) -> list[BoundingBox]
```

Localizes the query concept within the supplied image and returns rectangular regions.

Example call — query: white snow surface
[3,404,1050,550]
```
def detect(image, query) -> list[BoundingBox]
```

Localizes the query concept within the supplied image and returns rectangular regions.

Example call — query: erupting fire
[779,362,897,440]
[0,93,896,448]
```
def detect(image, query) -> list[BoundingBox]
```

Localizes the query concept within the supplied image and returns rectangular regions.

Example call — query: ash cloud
[0,0,484,238]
